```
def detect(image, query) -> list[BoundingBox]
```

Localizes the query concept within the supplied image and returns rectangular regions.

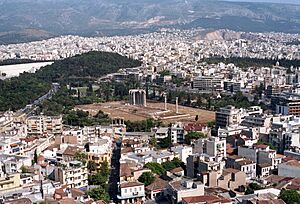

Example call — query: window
[125,189,127,193]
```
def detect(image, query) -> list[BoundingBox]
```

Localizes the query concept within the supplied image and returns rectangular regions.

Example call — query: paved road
[21,83,60,117]
[108,141,121,203]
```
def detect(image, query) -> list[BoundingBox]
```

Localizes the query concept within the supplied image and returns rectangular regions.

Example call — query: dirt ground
[75,100,215,124]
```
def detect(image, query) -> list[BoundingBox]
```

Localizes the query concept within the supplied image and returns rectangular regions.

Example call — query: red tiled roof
[40,163,48,167]
[170,167,184,174]
[257,199,285,204]
[254,144,269,149]
[4,198,32,204]
[10,143,18,147]
[120,181,144,188]
[121,147,134,154]
[95,201,107,204]
[55,188,68,197]
[284,160,300,168]
[145,176,168,191]
[37,155,45,161]
[63,146,82,156]
[226,143,235,155]
[227,155,242,160]
[237,159,255,166]
[223,168,240,174]
[184,123,204,132]
[58,198,76,204]
[120,163,133,177]
[182,195,231,204]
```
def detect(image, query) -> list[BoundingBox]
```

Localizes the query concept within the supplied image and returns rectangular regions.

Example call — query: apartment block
[117,181,145,204]
[54,161,88,189]
[27,115,62,135]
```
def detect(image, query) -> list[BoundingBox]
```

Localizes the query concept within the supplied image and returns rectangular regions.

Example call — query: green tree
[245,183,263,195]
[158,135,171,149]
[149,137,157,147]
[77,89,81,101]
[159,70,171,76]
[171,157,183,167]
[279,189,300,204]
[74,151,87,165]
[88,161,110,186]
[21,166,29,173]
[138,172,155,186]
[88,161,109,183]
[207,121,215,128]
[87,161,98,173]
[245,187,254,195]
[162,158,183,171]
[185,132,206,144]
[187,93,191,105]
[249,183,263,190]
[144,162,166,175]
[99,161,110,177]
[87,187,109,202]
[125,119,162,132]
[88,172,108,186]
[86,83,93,96]
[256,141,277,151]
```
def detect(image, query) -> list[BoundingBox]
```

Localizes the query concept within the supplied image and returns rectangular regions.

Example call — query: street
[108,141,121,203]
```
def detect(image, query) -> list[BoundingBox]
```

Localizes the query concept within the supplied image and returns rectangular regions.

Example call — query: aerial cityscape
[0,0,300,204]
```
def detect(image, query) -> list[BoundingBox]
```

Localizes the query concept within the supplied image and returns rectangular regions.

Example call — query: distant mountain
[0,29,55,44]
[0,0,299,44]
[224,0,300,5]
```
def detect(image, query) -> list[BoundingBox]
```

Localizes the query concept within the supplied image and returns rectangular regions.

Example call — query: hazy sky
[225,0,300,4]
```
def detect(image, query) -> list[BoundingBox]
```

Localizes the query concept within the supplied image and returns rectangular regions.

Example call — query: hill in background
[0,0,300,44]
[0,51,141,111]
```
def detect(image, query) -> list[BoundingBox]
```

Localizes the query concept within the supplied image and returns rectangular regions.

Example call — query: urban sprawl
[1,28,300,204]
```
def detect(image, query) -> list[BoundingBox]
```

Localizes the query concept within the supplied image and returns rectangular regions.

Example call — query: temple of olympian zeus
[129,89,147,107]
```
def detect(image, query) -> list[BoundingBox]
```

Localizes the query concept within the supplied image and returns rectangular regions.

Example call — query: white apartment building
[154,123,185,144]
[62,129,84,145]
[171,146,193,164]
[226,155,256,180]
[216,106,245,128]
[154,127,169,139]
[194,137,226,159]
[269,116,300,152]
[170,123,185,144]
[216,106,263,129]
[168,179,205,204]
[27,115,62,135]
[238,144,282,169]
[187,137,227,178]
[117,181,145,204]
[187,154,226,178]
[192,76,223,92]
[0,137,24,155]
[54,161,88,189]
[0,154,31,173]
